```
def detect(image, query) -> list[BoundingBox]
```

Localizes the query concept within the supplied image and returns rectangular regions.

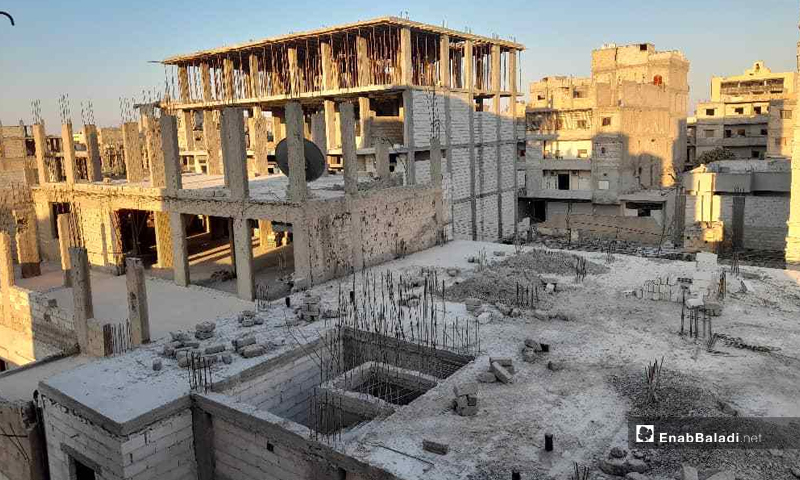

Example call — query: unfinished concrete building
[689,62,796,164]
[161,17,526,242]
[521,43,689,243]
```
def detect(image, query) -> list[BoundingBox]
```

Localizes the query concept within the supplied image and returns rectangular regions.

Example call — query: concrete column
[249,54,261,97]
[56,214,73,286]
[14,210,41,278]
[61,123,78,184]
[84,124,103,182]
[170,212,190,287]
[143,113,163,182]
[323,101,337,150]
[179,110,194,152]
[402,90,416,184]
[69,247,93,351]
[258,220,276,251]
[178,66,191,103]
[375,138,390,179]
[356,34,371,87]
[510,49,519,240]
[0,232,14,323]
[439,35,451,88]
[465,40,478,240]
[340,102,359,195]
[160,115,183,193]
[193,409,216,480]
[223,57,235,101]
[321,41,336,91]
[311,111,328,175]
[249,114,270,176]
[33,123,48,184]
[431,137,446,228]
[272,109,286,144]
[787,43,800,264]
[154,211,173,268]
[204,111,223,175]
[287,47,299,95]
[400,28,413,85]
[122,122,146,182]
[232,217,254,301]
[358,97,372,149]
[286,102,308,202]
[201,62,213,101]
[220,108,250,200]
[126,257,149,345]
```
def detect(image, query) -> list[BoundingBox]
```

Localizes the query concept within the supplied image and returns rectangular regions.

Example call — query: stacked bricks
[299,293,321,322]
[195,321,216,340]
[452,383,479,417]
[488,357,515,384]
[231,334,266,358]
[238,310,264,327]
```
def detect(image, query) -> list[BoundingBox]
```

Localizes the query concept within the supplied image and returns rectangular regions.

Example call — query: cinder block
[491,362,513,384]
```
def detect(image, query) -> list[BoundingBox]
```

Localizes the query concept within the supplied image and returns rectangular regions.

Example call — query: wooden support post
[178,66,191,103]
[356,34,371,87]
[201,62,213,102]
[288,47,299,96]
[223,57,235,101]
[321,41,336,91]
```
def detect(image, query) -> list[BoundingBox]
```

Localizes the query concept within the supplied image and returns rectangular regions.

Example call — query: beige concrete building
[786,33,800,264]
[689,62,796,164]
[522,43,689,243]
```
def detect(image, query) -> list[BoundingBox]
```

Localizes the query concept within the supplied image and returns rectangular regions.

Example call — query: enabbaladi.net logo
[629,417,800,449]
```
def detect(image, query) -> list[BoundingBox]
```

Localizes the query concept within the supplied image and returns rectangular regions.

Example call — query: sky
[1,0,799,133]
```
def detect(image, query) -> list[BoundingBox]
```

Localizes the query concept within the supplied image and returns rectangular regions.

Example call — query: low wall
[539,213,665,245]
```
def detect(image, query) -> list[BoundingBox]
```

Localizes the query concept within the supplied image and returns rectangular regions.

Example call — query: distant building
[522,43,689,243]
[689,62,795,165]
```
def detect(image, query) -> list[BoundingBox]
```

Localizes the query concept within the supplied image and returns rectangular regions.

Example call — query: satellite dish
[275,138,326,182]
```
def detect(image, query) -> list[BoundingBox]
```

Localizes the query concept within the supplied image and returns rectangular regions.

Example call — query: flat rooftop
[38,241,800,478]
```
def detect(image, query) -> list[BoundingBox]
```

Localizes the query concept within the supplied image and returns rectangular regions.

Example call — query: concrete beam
[61,123,78,184]
[84,125,103,182]
[220,108,249,200]
[69,247,93,351]
[340,102,358,195]
[160,115,183,194]
[122,122,146,183]
[286,102,307,202]
[126,257,149,345]
[33,123,48,185]
[232,217,254,301]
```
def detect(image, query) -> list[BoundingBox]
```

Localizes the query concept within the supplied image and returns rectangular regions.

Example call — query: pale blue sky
[1,0,798,132]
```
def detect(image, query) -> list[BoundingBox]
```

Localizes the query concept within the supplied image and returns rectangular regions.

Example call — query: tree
[696,147,736,166]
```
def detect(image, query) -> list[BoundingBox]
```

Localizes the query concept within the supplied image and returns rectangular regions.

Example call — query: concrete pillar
[431,137,445,228]
[509,49,519,240]
[356,34,371,87]
[0,232,14,323]
[69,247,93,351]
[122,121,146,182]
[323,101,337,150]
[358,97,372,149]
[439,35,451,88]
[170,212,190,287]
[787,39,800,264]
[126,257,149,345]
[321,41,336,91]
[57,214,73,286]
[249,54,261,97]
[491,45,502,112]
[220,108,250,200]
[400,28,413,85]
[193,409,216,480]
[286,102,308,202]
[402,90,416,184]
[204,111,223,175]
[14,210,41,278]
[179,110,194,152]
[223,57,235,101]
[143,114,162,182]
[160,115,183,193]
[311,111,328,175]
[375,138,390,179]
[154,211,173,268]
[178,66,191,103]
[287,47,299,95]
[33,123,48,184]
[272,109,286,144]
[84,124,103,182]
[61,123,78,184]
[258,220,276,251]
[340,102,358,195]
[249,114,270,176]
[232,217,254,301]
[201,62,213,102]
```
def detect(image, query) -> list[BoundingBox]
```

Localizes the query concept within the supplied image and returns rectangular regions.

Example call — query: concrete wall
[685,193,790,251]
[42,396,196,480]
[0,401,47,480]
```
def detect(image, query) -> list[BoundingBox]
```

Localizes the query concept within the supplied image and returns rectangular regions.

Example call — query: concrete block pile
[452,383,479,416]
[195,321,216,340]
[477,357,515,383]
[238,310,264,327]
[231,334,267,358]
[521,338,543,363]
[299,293,322,322]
